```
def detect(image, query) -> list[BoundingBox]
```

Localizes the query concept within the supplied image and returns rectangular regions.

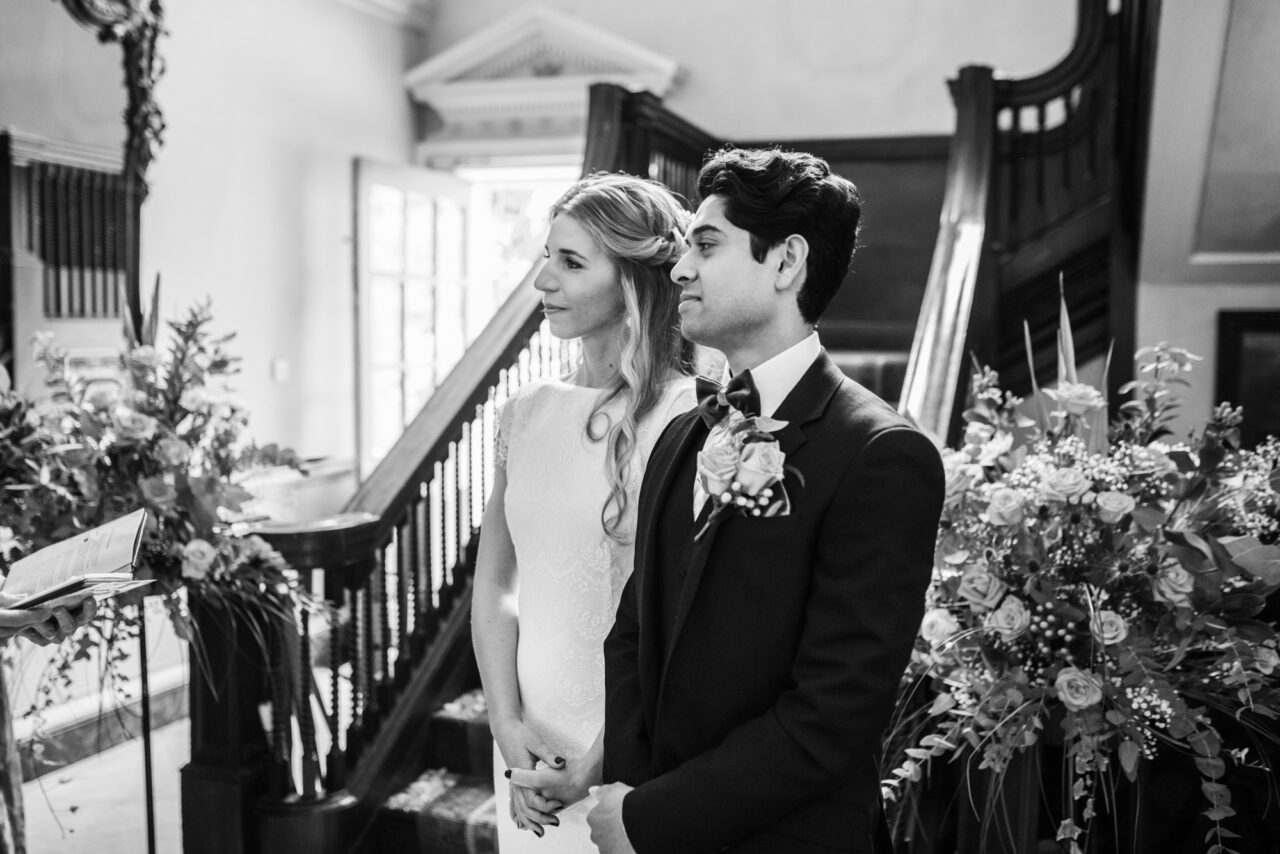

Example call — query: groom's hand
[587,783,636,854]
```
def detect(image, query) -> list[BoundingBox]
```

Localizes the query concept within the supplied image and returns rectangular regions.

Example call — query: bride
[471,173,696,851]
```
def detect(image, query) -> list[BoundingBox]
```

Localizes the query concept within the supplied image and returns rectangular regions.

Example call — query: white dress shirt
[693,332,822,516]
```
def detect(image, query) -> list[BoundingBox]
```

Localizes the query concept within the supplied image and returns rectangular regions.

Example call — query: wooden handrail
[994,0,1106,106]
[898,66,995,442]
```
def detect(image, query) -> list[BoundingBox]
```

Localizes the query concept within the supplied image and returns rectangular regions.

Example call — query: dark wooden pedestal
[178,594,271,854]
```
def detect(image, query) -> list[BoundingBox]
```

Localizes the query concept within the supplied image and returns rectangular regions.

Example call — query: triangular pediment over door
[404,4,681,167]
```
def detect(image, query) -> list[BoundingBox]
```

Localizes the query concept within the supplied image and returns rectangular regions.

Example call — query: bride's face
[534,214,625,341]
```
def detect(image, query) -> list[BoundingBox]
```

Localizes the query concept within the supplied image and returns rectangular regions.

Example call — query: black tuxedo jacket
[603,351,944,853]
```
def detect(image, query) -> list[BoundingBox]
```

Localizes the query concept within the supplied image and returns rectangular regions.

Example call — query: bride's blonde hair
[549,173,693,541]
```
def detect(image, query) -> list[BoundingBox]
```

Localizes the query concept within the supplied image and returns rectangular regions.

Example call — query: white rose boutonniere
[694,414,795,540]
[697,442,739,498]
[737,441,785,496]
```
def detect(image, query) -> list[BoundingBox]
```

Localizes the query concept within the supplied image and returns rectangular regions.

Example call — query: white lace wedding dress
[492,376,694,853]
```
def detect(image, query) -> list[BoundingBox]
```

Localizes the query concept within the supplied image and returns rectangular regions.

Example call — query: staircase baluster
[362,573,379,734]
[396,515,412,685]
[269,620,296,799]
[1036,102,1047,210]
[327,595,347,789]
[375,543,393,714]
[298,606,321,799]
[440,444,457,612]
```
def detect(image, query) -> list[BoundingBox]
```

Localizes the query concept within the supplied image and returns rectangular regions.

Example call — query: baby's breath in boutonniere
[694,412,798,540]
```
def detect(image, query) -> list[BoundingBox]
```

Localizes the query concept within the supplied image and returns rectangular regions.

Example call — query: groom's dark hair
[696,147,862,324]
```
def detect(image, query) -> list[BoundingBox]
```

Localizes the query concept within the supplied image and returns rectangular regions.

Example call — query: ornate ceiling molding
[333,0,432,31]
[404,4,679,165]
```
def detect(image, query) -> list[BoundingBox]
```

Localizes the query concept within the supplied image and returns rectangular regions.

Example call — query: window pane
[404,280,435,414]
[370,184,405,275]
[436,198,465,281]
[435,281,464,383]
[406,193,435,277]
[369,276,403,367]
[369,366,404,463]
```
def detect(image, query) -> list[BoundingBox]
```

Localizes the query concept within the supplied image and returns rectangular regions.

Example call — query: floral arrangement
[881,312,1280,854]
[694,408,792,540]
[2,291,313,738]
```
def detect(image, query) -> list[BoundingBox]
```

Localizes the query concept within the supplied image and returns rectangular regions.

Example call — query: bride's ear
[773,235,808,293]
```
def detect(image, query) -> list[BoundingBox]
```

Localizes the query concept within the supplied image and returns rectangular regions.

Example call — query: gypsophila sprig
[883,313,1280,854]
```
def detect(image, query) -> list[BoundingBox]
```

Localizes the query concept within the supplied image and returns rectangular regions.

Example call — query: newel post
[179,590,273,854]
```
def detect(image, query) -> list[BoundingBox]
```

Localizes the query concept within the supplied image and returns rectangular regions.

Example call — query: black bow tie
[696,370,761,428]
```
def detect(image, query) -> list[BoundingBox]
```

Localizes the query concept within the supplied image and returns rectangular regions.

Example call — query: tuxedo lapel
[638,410,707,713]
[663,351,846,666]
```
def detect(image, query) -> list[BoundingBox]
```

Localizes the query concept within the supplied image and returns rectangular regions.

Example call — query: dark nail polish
[504,769,512,778]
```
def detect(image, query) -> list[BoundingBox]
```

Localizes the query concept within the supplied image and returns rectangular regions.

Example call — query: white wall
[140,0,421,460]
[422,0,1076,139]
[1136,1,1280,437]
[2,0,421,461]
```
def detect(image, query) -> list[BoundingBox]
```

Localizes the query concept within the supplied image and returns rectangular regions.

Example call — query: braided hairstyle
[548,173,693,541]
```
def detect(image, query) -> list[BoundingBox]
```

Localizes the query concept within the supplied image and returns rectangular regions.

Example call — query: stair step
[829,349,909,403]
[377,768,498,854]
[427,689,491,776]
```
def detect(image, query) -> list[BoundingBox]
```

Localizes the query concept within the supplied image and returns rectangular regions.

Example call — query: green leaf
[1119,740,1140,781]
[1190,730,1222,758]
[1196,756,1226,780]
[1131,505,1167,531]
[1219,536,1280,587]
[1203,804,1236,822]
[1200,781,1231,806]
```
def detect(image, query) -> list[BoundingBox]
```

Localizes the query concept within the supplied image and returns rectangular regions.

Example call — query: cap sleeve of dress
[494,390,518,472]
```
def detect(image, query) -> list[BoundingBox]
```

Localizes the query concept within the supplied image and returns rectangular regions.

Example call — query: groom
[587,148,944,853]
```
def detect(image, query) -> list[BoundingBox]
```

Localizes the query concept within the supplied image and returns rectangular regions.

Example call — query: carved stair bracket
[57,0,166,197]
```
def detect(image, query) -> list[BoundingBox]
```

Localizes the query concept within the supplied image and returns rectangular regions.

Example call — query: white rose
[128,345,161,368]
[1055,667,1104,711]
[1090,610,1129,646]
[957,567,1008,611]
[112,405,158,442]
[182,538,219,581]
[920,608,960,647]
[697,442,739,498]
[156,437,192,468]
[984,595,1030,642]
[1094,491,1135,524]
[1048,382,1106,416]
[1153,564,1195,607]
[977,431,1014,467]
[180,385,211,411]
[963,422,995,448]
[986,487,1026,526]
[1042,467,1091,502]
[140,476,177,511]
[736,440,785,496]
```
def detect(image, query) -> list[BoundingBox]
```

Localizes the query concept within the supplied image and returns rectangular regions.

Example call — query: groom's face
[670,196,780,351]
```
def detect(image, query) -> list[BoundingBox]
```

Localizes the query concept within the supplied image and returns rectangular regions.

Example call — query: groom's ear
[772,234,809,294]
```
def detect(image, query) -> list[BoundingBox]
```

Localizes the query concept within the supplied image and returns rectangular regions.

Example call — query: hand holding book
[0,509,152,643]
[0,593,97,646]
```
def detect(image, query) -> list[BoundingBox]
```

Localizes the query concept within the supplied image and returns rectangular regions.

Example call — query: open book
[1,509,154,609]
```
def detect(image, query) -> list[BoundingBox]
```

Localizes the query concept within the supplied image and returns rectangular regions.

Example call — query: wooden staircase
[173,2,1160,851]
